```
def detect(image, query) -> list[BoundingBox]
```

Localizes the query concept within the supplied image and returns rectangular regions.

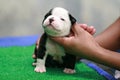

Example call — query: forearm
[98,47,120,70]
[95,17,120,50]
[81,45,120,70]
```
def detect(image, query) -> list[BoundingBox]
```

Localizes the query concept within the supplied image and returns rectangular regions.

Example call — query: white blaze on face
[43,7,71,37]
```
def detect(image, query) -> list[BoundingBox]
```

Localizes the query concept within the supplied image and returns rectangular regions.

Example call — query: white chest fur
[46,38,65,62]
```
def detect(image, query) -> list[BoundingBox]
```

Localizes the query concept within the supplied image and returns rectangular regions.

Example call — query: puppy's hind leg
[63,53,76,74]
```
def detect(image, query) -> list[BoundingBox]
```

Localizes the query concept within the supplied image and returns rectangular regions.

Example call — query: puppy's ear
[42,9,53,23]
[69,14,76,25]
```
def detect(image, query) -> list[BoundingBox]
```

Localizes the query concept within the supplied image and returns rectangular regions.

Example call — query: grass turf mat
[0,46,106,80]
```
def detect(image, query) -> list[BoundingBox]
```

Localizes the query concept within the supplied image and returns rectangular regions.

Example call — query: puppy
[34,7,76,74]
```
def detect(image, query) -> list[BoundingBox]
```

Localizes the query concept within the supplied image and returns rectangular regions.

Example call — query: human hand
[79,24,96,35]
[50,23,99,56]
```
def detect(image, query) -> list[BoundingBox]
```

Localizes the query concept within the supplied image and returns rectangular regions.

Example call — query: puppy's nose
[49,18,54,23]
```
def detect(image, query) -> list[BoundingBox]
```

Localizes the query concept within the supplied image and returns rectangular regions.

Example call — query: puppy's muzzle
[49,18,54,24]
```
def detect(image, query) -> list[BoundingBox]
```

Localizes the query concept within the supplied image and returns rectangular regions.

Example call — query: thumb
[72,23,84,36]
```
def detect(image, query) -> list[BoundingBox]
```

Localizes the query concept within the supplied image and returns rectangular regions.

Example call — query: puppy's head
[42,7,76,37]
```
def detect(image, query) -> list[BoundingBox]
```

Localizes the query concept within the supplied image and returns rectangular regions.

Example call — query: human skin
[95,17,120,51]
[32,24,96,59]
[50,17,120,70]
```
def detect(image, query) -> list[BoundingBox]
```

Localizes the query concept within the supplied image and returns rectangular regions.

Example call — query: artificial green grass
[0,46,106,80]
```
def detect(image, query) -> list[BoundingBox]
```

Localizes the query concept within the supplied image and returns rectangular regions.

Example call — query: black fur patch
[37,33,47,59]
[69,14,76,25]
[42,9,53,24]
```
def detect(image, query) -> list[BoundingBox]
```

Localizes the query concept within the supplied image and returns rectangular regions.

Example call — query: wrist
[80,43,103,61]
[85,44,120,70]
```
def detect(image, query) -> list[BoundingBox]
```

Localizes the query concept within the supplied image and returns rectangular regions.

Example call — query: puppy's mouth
[45,23,60,31]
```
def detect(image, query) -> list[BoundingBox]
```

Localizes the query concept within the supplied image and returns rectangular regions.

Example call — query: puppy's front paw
[114,70,120,79]
[34,66,46,73]
[34,59,46,73]
[63,68,76,74]
[32,62,37,66]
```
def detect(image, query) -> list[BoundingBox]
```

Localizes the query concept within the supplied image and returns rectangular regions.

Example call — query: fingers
[87,26,96,35]
[72,23,84,36]
[90,26,96,35]
[80,24,87,30]
[80,24,96,35]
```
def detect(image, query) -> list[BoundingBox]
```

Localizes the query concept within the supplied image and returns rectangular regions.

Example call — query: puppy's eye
[61,18,65,21]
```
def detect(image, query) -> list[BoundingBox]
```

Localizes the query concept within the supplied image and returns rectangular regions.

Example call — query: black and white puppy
[34,7,76,74]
